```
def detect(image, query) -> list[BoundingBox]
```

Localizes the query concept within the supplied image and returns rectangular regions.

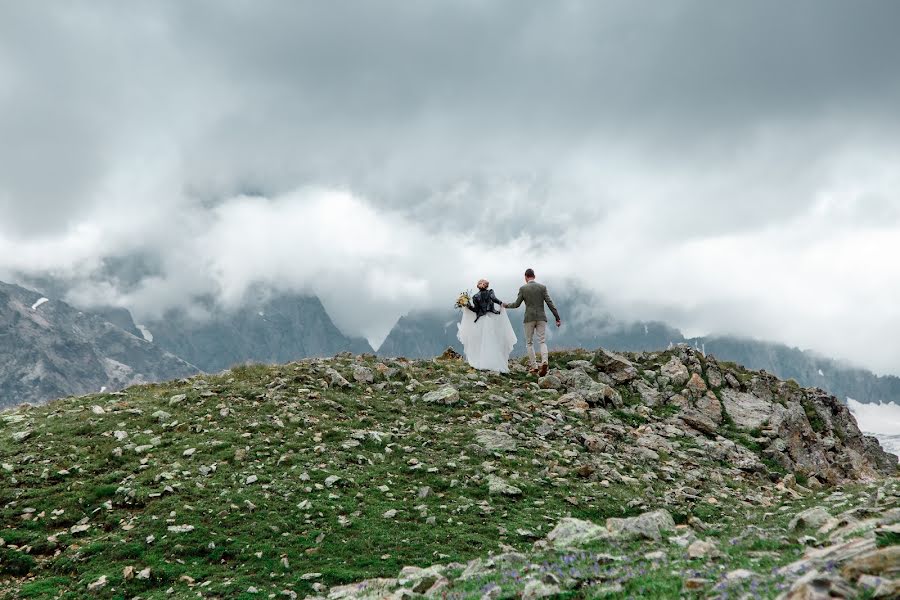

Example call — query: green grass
[0,351,895,599]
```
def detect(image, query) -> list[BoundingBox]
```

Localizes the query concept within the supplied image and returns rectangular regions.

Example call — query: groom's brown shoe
[538,363,549,377]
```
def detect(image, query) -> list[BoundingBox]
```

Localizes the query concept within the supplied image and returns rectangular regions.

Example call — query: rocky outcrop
[616,345,898,483]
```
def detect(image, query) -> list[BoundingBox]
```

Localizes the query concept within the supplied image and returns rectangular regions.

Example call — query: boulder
[661,357,690,387]
[706,367,724,389]
[325,368,352,389]
[487,474,522,496]
[720,389,773,430]
[593,349,638,383]
[633,380,662,407]
[545,518,610,548]
[422,386,460,405]
[606,509,675,541]
[695,392,723,424]
[684,373,708,399]
[687,539,722,559]
[841,546,900,580]
[475,429,517,452]
[327,578,398,599]
[521,580,561,600]
[679,410,719,436]
[782,570,856,600]
[352,365,375,384]
[789,507,832,531]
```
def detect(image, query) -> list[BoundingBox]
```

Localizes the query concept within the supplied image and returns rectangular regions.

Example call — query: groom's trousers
[524,321,548,367]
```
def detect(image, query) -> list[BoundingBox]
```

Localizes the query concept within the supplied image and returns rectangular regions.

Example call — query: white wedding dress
[457,306,518,373]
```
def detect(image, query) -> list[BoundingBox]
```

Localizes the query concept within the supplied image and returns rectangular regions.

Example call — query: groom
[503,268,562,376]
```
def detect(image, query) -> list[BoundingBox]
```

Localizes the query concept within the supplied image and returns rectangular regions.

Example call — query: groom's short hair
[525,268,535,278]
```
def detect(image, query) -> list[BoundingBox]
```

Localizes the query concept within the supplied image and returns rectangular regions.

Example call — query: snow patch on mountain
[136,324,154,342]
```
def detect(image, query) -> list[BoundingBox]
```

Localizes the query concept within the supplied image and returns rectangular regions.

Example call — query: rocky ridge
[0,345,896,599]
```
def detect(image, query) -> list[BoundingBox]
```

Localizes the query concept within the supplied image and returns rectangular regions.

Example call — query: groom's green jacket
[506,281,561,323]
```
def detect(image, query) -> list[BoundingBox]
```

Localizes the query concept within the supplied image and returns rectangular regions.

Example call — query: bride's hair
[477,279,489,290]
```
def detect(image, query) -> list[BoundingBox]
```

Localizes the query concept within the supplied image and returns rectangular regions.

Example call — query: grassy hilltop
[1,347,897,599]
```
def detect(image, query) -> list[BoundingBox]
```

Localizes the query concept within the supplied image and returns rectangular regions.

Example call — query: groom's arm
[543,287,561,322]
[503,288,524,309]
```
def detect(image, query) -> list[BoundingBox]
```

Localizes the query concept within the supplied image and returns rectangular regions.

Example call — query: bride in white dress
[457,279,518,373]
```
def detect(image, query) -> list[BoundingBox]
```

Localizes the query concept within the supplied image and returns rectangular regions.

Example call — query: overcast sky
[1,1,900,373]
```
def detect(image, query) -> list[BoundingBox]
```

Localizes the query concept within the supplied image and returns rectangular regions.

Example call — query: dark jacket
[468,288,502,322]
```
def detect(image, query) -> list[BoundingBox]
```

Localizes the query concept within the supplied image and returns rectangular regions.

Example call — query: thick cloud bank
[1,2,900,372]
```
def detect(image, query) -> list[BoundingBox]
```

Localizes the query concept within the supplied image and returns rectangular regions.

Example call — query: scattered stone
[606,509,675,541]
[687,539,722,559]
[660,357,690,387]
[545,518,609,548]
[422,386,460,405]
[521,579,560,599]
[487,474,522,496]
[789,507,832,531]
[593,349,638,382]
[87,575,108,591]
[475,429,517,452]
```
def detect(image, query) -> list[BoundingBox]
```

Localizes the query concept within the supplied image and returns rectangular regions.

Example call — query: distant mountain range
[0,281,197,409]
[0,280,372,408]
[141,291,372,373]
[2,278,898,408]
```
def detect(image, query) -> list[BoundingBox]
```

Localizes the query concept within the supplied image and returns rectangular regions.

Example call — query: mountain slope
[0,346,895,599]
[0,281,198,409]
[144,292,373,373]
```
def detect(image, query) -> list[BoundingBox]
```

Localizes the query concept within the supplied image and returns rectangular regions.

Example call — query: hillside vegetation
[1,346,897,599]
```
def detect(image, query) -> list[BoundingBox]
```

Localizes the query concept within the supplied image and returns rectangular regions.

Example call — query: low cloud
[2,2,900,373]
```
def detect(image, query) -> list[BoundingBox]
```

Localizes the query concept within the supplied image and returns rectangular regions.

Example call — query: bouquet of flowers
[454,291,471,310]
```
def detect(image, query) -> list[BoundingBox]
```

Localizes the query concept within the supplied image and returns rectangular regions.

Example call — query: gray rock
[521,579,561,600]
[422,386,460,405]
[706,367,724,389]
[593,349,638,383]
[606,509,676,541]
[661,357,690,387]
[687,539,722,559]
[695,392,723,424]
[326,368,352,389]
[475,429,517,452]
[487,474,522,496]
[538,374,562,390]
[720,389,773,430]
[789,507,832,531]
[326,578,398,599]
[780,569,856,600]
[633,380,662,406]
[545,518,610,548]
[678,410,719,436]
[352,365,375,384]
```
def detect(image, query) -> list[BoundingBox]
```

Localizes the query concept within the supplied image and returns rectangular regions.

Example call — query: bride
[457,279,518,373]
